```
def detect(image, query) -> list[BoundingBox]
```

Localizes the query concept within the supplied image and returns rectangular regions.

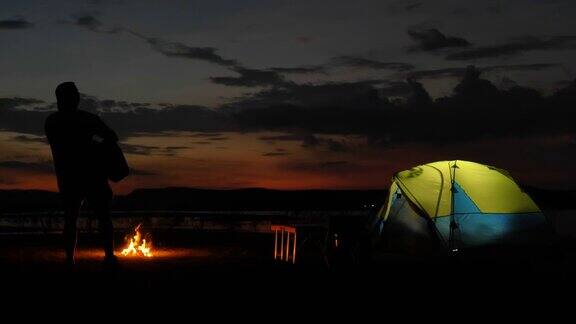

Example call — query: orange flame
[121,224,153,257]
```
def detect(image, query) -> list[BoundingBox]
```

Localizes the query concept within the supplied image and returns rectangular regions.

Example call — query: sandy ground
[1,229,574,308]
[0,230,333,296]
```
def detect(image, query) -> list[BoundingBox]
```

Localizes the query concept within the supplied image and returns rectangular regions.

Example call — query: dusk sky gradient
[1,0,576,193]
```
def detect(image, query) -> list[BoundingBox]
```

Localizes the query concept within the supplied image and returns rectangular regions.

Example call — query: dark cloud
[0,18,34,29]
[94,99,150,110]
[189,132,224,138]
[210,67,285,87]
[323,139,350,153]
[233,69,576,146]
[282,160,358,174]
[229,81,397,137]
[267,56,414,77]
[129,30,238,67]
[257,134,350,152]
[446,36,576,60]
[0,95,165,136]
[228,79,386,108]
[63,15,409,86]
[120,143,188,156]
[120,143,160,155]
[0,97,44,109]
[258,134,346,151]
[330,56,414,72]
[301,135,350,152]
[11,135,47,144]
[0,160,53,173]
[389,1,424,14]
[79,94,150,113]
[102,104,232,137]
[3,73,576,149]
[208,57,414,88]
[65,18,238,68]
[405,79,433,108]
[67,15,122,34]
[407,28,471,51]
[210,56,412,88]
[262,152,290,157]
[165,146,188,150]
[122,73,576,144]
[380,81,413,97]
[404,2,423,11]
[74,15,104,31]
[269,66,326,74]
[408,67,467,80]
[162,146,189,156]
[258,134,309,142]
[483,63,562,72]
[130,168,157,176]
[408,64,561,80]
[0,104,51,135]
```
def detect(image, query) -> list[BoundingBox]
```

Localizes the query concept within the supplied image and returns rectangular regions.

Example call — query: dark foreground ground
[2,229,575,305]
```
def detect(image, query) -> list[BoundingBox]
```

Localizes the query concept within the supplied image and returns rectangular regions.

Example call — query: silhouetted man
[45,82,118,267]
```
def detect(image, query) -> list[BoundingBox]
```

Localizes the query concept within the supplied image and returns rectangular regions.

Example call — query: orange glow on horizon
[3,131,574,192]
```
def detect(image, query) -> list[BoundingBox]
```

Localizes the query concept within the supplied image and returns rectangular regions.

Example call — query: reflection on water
[272,225,296,264]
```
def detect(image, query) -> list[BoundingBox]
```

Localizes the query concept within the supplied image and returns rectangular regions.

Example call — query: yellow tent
[376,160,548,251]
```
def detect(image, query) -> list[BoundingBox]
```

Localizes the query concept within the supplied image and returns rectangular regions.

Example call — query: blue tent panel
[452,182,481,215]
[435,212,547,247]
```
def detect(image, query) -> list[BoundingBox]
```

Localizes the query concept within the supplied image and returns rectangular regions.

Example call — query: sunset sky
[1,0,576,194]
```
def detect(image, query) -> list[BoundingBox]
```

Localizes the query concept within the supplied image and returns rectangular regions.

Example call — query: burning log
[120,224,153,257]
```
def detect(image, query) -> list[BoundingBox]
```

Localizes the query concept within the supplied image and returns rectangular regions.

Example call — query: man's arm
[93,116,119,144]
[44,114,65,190]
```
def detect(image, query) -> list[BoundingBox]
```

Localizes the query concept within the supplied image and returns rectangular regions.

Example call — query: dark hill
[1,186,574,213]
[0,188,385,213]
[113,187,385,211]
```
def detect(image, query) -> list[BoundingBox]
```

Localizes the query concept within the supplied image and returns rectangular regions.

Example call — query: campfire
[120,224,153,257]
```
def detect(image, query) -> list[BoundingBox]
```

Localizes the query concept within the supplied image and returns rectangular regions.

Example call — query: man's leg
[95,201,115,259]
[63,198,82,265]
[88,188,115,260]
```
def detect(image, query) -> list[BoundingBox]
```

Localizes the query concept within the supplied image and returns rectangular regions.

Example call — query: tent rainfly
[375,160,548,252]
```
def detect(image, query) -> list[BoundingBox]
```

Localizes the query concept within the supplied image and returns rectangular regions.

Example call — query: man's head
[55,82,80,112]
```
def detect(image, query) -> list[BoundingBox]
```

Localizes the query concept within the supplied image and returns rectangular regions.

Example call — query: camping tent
[375,160,548,253]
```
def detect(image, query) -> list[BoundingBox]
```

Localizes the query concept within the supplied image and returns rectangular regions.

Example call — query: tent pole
[449,160,458,252]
